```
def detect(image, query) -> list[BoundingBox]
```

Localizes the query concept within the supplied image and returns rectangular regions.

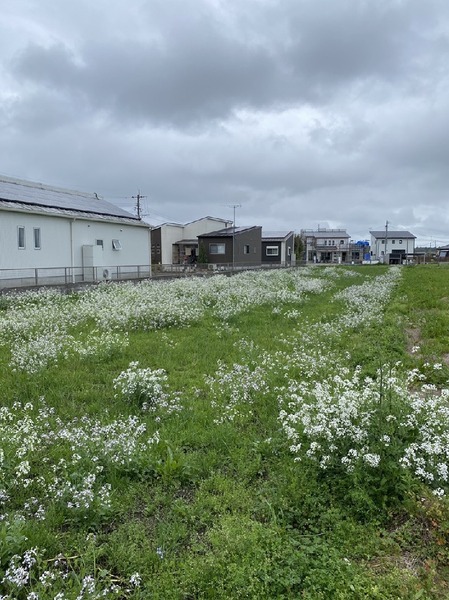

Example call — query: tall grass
[0,265,449,598]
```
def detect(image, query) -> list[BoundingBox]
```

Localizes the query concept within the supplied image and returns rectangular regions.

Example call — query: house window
[112,239,122,250]
[340,240,344,245]
[210,243,225,254]
[243,245,250,254]
[266,246,279,256]
[288,247,292,256]
[381,240,385,244]
[96,239,104,249]
[392,240,395,244]
[33,228,41,250]
[324,240,327,246]
[18,226,25,249]
[399,239,403,244]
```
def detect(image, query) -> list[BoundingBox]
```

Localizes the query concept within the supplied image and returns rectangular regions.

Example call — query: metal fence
[0,260,325,291]
[0,265,152,290]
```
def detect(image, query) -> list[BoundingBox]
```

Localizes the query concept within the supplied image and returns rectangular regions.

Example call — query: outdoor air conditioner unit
[103,268,110,280]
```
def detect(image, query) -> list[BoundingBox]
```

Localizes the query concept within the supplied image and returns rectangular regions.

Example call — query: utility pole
[384,220,389,264]
[132,191,147,220]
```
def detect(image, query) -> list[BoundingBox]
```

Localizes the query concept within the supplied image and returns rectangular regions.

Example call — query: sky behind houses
[1,0,449,245]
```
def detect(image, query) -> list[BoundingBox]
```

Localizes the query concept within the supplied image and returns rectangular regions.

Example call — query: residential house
[0,175,151,284]
[151,216,232,265]
[369,230,416,264]
[261,231,295,265]
[198,226,262,265]
[301,229,352,263]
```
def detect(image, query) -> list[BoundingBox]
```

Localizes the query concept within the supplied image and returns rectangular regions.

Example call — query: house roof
[184,216,233,226]
[198,226,261,238]
[370,230,416,239]
[0,175,141,222]
[174,239,198,245]
[303,229,350,239]
[262,230,294,241]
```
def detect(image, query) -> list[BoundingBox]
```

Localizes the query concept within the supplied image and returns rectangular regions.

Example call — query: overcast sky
[2,0,449,244]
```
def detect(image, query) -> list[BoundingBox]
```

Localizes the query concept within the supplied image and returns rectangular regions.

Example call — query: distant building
[369,230,416,264]
[262,231,295,265]
[437,244,449,261]
[151,216,232,265]
[301,229,352,263]
[198,226,262,265]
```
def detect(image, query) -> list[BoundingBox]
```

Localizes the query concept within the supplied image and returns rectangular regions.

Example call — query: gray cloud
[1,0,449,245]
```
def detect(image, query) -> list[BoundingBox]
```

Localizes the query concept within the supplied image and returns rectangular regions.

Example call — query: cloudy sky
[1,0,449,244]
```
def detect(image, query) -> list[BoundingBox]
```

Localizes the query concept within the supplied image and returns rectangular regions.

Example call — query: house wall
[283,233,294,263]
[262,241,282,263]
[151,228,162,264]
[159,225,184,264]
[0,208,150,271]
[234,228,262,263]
[199,236,233,264]
[370,236,415,259]
[72,219,150,268]
[184,218,230,238]
[200,227,262,264]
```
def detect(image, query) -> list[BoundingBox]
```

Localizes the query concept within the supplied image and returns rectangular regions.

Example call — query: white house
[0,175,151,285]
[151,216,232,265]
[369,230,416,264]
[301,228,352,263]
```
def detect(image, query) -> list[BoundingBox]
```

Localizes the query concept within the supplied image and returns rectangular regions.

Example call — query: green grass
[1,265,449,598]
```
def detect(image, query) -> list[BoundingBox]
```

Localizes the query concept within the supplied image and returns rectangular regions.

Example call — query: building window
[340,240,344,245]
[210,243,225,255]
[288,247,292,256]
[96,239,104,249]
[381,240,385,244]
[18,226,25,249]
[399,239,403,244]
[324,240,327,246]
[266,246,279,256]
[243,245,250,254]
[392,240,395,244]
[112,239,122,250]
[33,228,41,250]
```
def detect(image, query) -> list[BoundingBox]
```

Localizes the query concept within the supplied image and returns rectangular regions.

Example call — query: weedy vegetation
[0,265,449,598]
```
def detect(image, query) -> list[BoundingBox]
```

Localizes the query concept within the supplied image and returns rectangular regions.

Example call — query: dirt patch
[405,327,422,355]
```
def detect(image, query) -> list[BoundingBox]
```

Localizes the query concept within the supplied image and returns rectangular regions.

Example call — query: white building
[301,228,352,263]
[151,216,232,265]
[369,230,416,264]
[0,175,151,285]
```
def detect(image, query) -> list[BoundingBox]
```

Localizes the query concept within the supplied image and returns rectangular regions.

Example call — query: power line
[131,191,147,220]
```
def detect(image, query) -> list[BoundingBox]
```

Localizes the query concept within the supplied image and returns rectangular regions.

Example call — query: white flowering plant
[113,362,179,415]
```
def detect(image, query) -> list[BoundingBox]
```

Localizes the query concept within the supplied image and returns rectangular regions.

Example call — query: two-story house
[369,230,416,264]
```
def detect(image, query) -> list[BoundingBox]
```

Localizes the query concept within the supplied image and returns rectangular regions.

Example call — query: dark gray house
[262,231,295,265]
[198,226,262,265]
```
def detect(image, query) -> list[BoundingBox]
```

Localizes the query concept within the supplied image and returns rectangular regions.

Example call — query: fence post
[35,268,39,285]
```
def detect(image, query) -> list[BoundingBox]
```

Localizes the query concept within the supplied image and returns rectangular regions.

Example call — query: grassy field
[1,265,449,599]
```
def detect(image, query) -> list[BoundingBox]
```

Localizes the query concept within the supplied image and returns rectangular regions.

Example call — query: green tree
[198,243,208,265]
[294,235,304,262]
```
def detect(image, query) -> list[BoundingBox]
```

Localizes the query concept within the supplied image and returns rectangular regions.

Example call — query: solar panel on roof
[0,175,138,220]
